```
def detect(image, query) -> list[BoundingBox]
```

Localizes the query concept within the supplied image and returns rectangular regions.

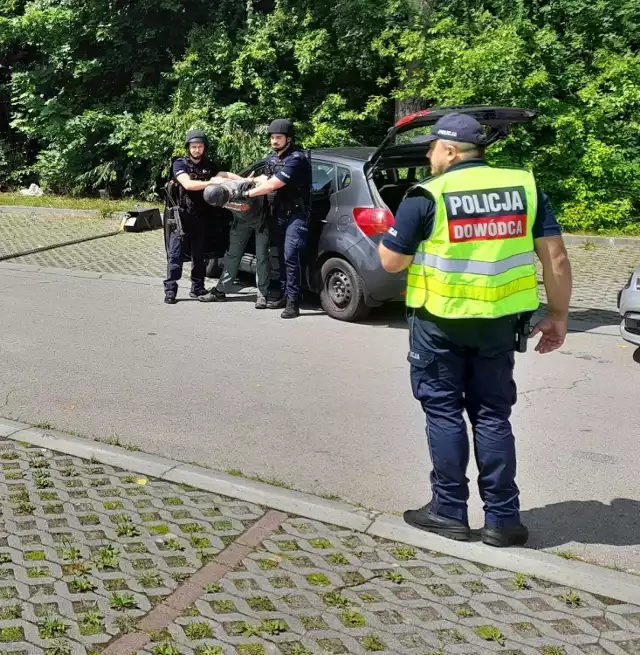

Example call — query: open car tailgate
[364,105,536,174]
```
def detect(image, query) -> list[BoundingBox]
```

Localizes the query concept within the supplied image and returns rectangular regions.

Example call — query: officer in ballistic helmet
[163,129,243,304]
[233,119,311,319]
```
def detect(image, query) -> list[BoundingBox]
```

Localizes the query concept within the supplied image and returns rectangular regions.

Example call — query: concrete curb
[163,464,374,532]
[1,417,639,605]
[0,262,160,286]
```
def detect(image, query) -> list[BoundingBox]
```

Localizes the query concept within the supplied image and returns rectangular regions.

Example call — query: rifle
[162,180,184,240]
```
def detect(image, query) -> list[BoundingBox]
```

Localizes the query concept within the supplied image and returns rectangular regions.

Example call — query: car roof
[312,148,375,164]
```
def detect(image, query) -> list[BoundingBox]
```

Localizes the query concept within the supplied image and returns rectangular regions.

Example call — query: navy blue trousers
[408,309,520,528]
[163,220,206,295]
[275,215,308,302]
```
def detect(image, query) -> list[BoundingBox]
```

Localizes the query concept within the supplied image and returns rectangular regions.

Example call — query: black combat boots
[281,298,300,319]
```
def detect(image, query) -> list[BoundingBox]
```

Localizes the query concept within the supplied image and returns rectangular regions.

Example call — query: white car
[618,265,640,346]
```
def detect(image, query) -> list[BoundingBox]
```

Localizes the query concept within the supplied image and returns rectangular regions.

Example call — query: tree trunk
[394,0,434,123]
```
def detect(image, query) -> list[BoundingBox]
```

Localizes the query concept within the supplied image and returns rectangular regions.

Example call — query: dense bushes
[1,0,639,232]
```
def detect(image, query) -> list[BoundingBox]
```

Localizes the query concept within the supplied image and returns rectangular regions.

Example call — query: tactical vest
[266,147,311,220]
[406,165,540,319]
[175,157,215,216]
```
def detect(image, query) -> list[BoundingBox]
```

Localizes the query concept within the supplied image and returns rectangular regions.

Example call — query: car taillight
[353,207,395,237]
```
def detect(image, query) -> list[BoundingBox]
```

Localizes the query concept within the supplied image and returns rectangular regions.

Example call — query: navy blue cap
[412,113,487,146]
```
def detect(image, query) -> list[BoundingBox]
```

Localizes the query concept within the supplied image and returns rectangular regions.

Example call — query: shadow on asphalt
[361,303,409,329]
[265,276,623,333]
[565,308,622,332]
[357,303,623,333]
[521,498,640,550]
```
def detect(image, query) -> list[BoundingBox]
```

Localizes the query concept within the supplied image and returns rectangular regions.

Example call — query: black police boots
[164,292,177,305]
[481,523,529,548]
[281,298,300,319]
[403,503,471,541]
[189,289,208,299]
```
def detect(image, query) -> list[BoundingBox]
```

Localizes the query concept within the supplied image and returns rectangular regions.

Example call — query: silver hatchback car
[618,265,640,346]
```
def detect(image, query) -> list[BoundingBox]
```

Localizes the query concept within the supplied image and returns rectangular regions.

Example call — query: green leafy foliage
[0,0,639,231]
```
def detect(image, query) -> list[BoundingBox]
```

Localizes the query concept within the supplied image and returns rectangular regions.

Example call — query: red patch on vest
[449,214,526,243]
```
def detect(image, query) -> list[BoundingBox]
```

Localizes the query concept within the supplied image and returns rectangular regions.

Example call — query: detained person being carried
[200,178,271,309]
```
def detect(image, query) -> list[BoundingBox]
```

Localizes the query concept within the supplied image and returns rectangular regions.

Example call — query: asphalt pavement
[1,262,638,575]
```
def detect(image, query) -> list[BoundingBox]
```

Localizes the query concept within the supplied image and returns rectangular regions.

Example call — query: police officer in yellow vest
[378,113,572,547]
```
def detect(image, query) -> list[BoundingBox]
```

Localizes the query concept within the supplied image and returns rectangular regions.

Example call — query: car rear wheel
[320,257,371,322]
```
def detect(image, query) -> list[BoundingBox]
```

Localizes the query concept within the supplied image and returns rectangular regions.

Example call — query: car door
[304,158,337,287]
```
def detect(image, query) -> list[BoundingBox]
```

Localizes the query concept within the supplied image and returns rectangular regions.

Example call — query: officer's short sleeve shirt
[172,157,220,181]
[269,150,310,186]
[381,160,562,255]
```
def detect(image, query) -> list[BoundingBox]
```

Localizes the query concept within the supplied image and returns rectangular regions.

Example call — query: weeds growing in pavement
[80,610,103,635]
[555,550,583,561]
[391,545,417,561]
[360,635,386,651]
[513,572,530,590]
[44,642,73,655]
[152,642,181,655]
[70,576,95,593]
[475,625,505,645]
[113,514,140,537]
[184,623,214,640]
[109,592,138,610]
[383,570,404,584]
[562,591,582,608]
[323,591,350,608]
[39,615,69,639]
[93,544,120,570]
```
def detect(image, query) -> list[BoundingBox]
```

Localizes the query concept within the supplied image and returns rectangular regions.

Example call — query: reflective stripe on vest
[405,165,540,319]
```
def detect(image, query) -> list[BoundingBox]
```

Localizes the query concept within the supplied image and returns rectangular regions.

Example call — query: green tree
[1,0,639,232]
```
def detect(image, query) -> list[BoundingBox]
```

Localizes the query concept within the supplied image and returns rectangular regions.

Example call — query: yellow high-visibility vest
[406,165,540,318]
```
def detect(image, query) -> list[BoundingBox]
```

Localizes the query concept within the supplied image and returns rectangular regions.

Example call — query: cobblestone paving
[139,517,640,655]
[3,209,640,316]
[0,210,124,259]
[0,439,264,655]
[0,210,172,278]
[535,244,638,315]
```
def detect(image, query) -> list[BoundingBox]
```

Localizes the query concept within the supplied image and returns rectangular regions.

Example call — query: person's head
[203,184,231,207]
[185,129,208,162]
[267,119,295,154]
[415,113,486,176]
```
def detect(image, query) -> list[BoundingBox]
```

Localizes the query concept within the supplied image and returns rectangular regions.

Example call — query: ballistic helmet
[185,129,208,148]
[267,119,294,137]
